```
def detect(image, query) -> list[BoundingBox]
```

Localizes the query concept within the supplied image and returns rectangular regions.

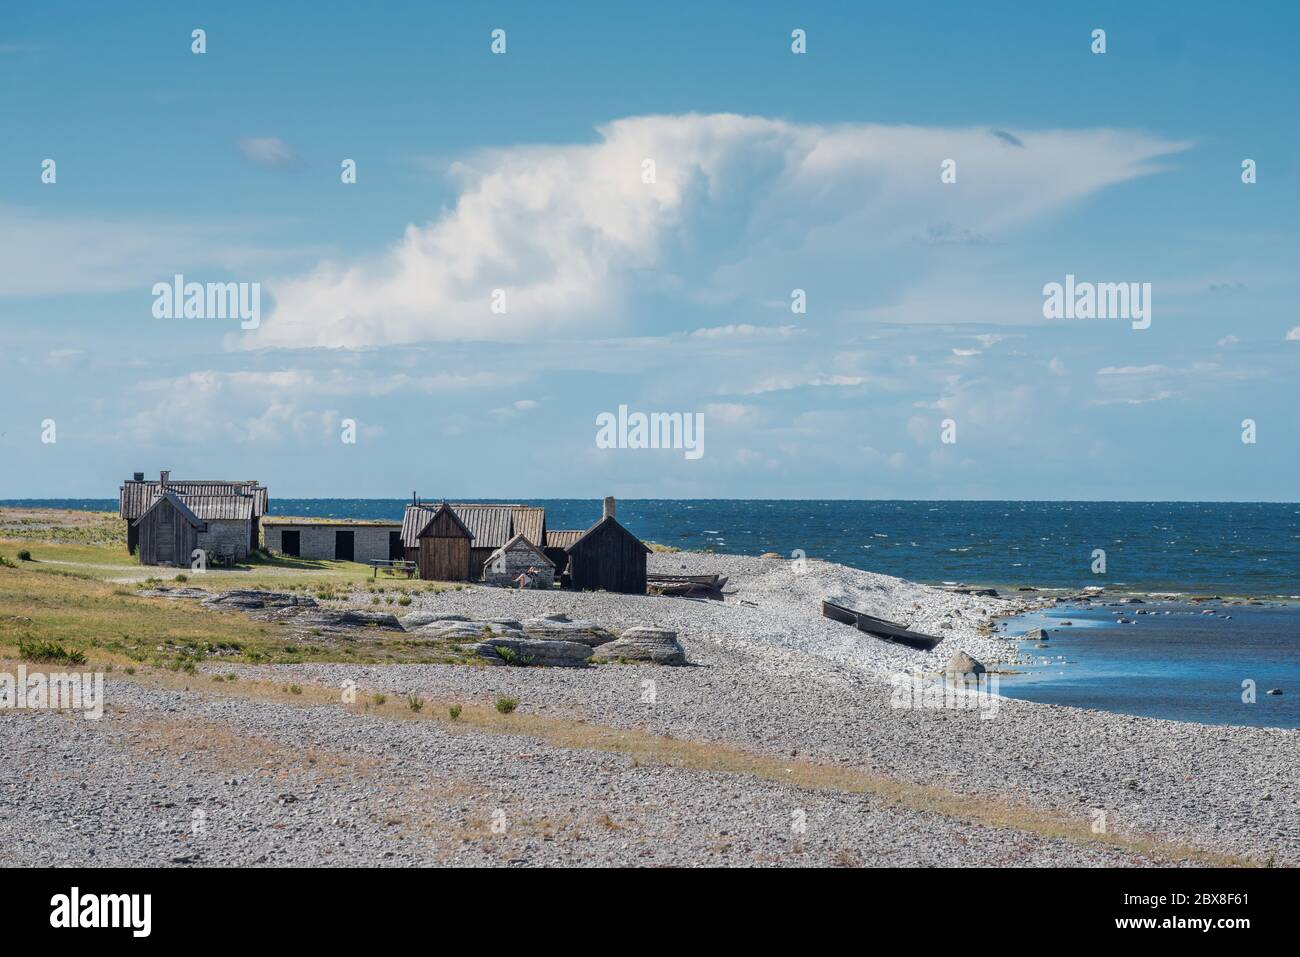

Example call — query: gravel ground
[1,552,1293,867]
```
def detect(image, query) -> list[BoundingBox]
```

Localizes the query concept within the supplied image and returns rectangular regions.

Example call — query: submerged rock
[591,627,687,665]
[1024,627,1049,641]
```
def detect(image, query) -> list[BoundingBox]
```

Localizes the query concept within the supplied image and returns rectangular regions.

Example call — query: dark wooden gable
[567,516,650,594]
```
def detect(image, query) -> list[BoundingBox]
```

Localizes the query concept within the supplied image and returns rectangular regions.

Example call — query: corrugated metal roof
[545,529,584,550]
[120,480,266,519]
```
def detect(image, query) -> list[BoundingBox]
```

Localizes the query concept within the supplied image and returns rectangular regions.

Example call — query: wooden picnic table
[368,559,418,579]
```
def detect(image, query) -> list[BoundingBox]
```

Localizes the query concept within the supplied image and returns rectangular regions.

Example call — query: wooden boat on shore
[648,573,729,600]
[821,599,944,651]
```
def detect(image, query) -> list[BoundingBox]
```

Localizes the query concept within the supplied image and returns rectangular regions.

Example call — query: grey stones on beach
[943,651,986,676]
[592,627,687,666]
[202,590,318,610]
[402,611,682,666]
[137,587,213,600]
[293,608,403,631]
[401,612,470,628]
[472,637,593,668]
[520,616,615,647]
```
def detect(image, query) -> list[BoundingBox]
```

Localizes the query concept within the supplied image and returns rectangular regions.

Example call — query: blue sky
[2,1,1297,499]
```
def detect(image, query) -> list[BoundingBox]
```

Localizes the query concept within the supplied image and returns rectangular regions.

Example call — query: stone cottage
[483,533,555,588]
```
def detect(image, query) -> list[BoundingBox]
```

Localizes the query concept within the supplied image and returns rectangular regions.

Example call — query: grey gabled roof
[544,529,584,550]
[487,533,555,568]
[120,479,266,519]
[401,503,539,550]
[132,490,205,529]
[185,495,255,521]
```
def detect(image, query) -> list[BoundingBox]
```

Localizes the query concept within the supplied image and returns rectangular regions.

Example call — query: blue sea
[6,499,1297,727]
[999,603,1298,729]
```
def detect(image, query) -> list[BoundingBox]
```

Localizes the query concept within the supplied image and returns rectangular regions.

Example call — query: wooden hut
[133,492,256,566]
[566,498,650,594]
[120,470,267,554]
[400,501,547,581]
[483,533,554,588]
[411,503,473,581]
[133,491,204,567]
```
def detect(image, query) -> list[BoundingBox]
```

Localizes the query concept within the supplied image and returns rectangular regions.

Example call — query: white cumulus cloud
[244,114,1188,350]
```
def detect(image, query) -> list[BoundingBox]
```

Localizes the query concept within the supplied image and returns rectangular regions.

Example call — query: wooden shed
[401,501,547,581]
[133,491,204,567]
[566,499,650,594]
[412,503,473,581]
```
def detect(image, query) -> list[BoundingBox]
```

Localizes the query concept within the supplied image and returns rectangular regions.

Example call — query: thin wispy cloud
[236,136,303,170]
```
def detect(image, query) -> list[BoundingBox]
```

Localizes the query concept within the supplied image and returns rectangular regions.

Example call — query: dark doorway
[388,531,403,560]
[281,530,300,557]
[335,530,355,561]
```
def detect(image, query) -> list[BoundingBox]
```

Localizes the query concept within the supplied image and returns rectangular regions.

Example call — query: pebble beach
[2,551,1294,867]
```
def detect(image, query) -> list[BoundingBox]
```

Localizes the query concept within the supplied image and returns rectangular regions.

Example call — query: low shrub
[448,704,462,720]
[494,695,518,715]
[17,639,87,666]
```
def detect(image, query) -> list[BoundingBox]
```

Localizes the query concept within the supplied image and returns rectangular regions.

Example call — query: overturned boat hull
[821,600,944,651]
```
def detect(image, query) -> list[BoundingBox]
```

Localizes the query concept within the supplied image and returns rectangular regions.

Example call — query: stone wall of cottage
[484,542,554,588]
[264,524,398,564]
[196,520,250,562]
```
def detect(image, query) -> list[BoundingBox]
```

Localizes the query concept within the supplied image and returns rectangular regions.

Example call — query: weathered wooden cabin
[409,503,473,580]
[133,492,204,567]
[400,501,546,581]
[133,491,255,566]
[120,470,267,554]
[484,533,555,588]
[565,498,650,594]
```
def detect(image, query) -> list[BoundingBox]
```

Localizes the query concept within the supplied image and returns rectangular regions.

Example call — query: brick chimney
[160,470,170,487]
[133,472,144,482]
[602,496,616,521]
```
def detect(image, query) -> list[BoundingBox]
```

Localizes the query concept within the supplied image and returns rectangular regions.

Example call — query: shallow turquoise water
[997,602,1299,729]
